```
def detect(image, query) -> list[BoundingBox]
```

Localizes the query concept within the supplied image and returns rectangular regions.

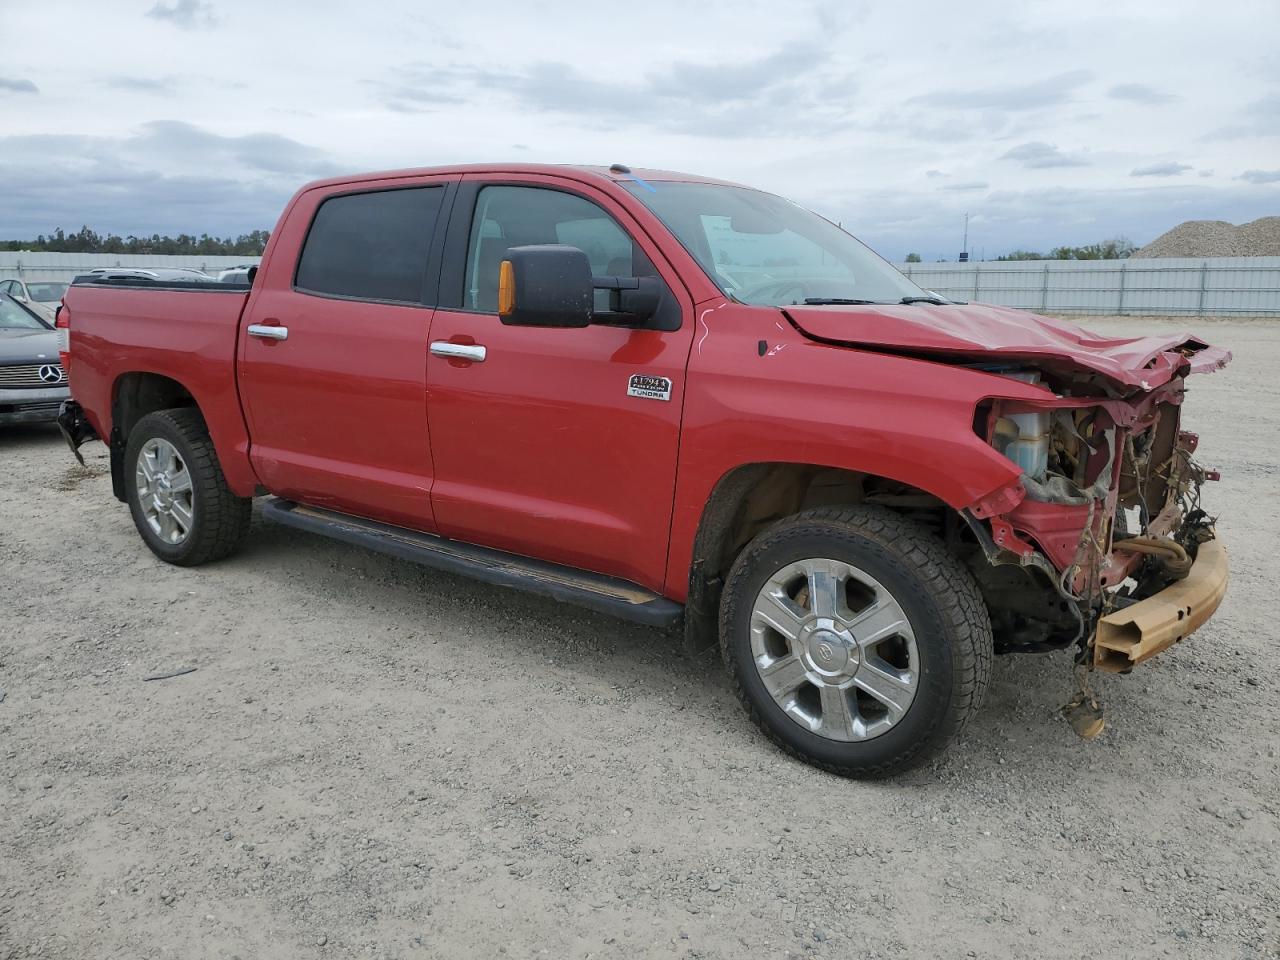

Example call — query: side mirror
[499,245,593,328]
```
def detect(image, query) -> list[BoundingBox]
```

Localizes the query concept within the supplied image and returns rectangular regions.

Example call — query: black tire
[719,505,992,778]
[124,408,252,566]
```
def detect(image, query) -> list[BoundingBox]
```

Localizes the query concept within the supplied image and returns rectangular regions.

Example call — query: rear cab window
[295,187,445,303]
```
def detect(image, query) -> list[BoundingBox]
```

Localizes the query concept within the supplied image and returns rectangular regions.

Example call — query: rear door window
[295,187,444,303]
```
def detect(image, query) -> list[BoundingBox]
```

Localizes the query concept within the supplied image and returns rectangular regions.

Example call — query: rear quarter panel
[66,286,258,495]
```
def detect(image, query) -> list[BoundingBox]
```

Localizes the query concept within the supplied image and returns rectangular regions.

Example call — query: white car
[0,279,68,324]
[86,267,213,281]
[215,265,258,284]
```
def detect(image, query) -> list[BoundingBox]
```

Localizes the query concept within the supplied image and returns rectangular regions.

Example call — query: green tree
[1,228,271,256]
[905,252,922,263]
[999,237,1137,261]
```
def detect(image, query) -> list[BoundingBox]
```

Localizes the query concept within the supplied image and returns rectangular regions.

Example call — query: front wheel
[719,506,992,777]
[124,408,251,566]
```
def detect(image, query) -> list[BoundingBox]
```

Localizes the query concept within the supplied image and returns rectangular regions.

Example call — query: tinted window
[296,187,443,303]
[464,186,641,313]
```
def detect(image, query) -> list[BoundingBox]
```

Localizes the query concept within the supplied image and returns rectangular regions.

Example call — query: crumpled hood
[783,301,1232,391]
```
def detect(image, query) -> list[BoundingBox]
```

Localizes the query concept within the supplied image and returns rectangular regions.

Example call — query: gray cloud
[105,76,180,94]
[130,121,336,175]
[373,45,858,138]
[907,69,1092,111]
[0,77,39,94]
[647,45,821,102]
[3,169,290,241]
[940,180,989,192]
[145,0,216,30]
[1000,141,1090,169]
[0,122,336,238]
[1237,169,1280,184]
[1108,83,1178,104]
[1131,161,1192,177]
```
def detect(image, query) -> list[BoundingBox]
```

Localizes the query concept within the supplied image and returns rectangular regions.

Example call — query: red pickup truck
[57,163,1231,776]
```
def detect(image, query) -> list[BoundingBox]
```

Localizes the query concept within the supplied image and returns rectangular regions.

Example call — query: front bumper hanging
[1094,538,1229,672]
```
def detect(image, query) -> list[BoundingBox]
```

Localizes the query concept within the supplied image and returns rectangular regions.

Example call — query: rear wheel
[720,506,992,777]
[124,408,251,566]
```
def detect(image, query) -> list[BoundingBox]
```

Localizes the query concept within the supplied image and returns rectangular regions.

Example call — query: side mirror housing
[592,275,661,322]
[499,245,593,328]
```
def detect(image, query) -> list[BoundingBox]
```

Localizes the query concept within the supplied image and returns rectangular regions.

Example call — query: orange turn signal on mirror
[498,260,515,316]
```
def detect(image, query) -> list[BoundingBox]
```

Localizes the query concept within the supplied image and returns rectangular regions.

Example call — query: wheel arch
[107,372,200,501]
[682,461,968,655]
[113,371,199,436]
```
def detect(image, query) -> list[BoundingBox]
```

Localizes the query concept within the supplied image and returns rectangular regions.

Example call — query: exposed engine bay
[965,363,1223,678]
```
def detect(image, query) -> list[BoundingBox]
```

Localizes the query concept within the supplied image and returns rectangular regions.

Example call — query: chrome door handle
[430,341,486,362]
[247,324,288,341]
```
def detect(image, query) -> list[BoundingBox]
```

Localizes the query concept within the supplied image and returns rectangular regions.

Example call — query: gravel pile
[1133,216,1280,258]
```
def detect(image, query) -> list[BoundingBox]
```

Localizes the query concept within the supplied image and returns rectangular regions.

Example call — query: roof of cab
[297,163,748,193]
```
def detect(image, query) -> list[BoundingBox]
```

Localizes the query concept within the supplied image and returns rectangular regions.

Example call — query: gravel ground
[2,316,1277,960]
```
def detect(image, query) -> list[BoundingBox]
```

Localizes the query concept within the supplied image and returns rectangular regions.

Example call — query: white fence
[896,257,1280,316]
[0,252,261,283]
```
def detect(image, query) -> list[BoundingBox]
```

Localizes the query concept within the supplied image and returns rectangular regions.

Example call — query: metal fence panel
[898,257,1280,315]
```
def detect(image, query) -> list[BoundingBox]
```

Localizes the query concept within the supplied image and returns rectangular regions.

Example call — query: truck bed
[62,279,258,496]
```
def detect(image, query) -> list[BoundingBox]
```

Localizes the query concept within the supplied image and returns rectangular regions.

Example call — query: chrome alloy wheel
[135,437,195,545]
[749,559,920,741]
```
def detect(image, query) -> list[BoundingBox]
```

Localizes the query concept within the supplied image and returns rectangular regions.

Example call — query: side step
[260,499,684,628]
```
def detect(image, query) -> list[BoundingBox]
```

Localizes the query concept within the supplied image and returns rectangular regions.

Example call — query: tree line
[994,238,1137,261]
[1,226,270,256]
[903,237,1138,263]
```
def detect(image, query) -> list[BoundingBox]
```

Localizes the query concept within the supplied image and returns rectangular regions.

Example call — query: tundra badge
[627,374,672,402]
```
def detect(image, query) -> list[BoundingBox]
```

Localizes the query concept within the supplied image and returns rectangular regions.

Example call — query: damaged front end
[965,362,1228,678]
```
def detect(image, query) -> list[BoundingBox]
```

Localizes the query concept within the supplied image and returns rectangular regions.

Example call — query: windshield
[619,181,923,307]
[0,295,49,330]
[26,282,68,302]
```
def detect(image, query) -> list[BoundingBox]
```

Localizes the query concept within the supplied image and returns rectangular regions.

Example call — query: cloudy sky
[2,0,1277,260]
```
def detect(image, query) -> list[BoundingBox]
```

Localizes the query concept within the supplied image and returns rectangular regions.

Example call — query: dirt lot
[2,316,1277,960]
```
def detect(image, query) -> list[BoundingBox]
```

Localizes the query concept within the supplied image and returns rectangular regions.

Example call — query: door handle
[247,324,289,341]
[430,341,486,362]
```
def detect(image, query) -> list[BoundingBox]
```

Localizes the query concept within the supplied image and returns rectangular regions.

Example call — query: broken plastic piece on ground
[1062,692,1105,740]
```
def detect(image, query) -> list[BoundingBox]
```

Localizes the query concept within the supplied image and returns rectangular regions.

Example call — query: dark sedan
[0,292,69,425]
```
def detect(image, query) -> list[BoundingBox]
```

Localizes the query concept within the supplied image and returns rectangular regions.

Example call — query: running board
[260,499,683,628]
